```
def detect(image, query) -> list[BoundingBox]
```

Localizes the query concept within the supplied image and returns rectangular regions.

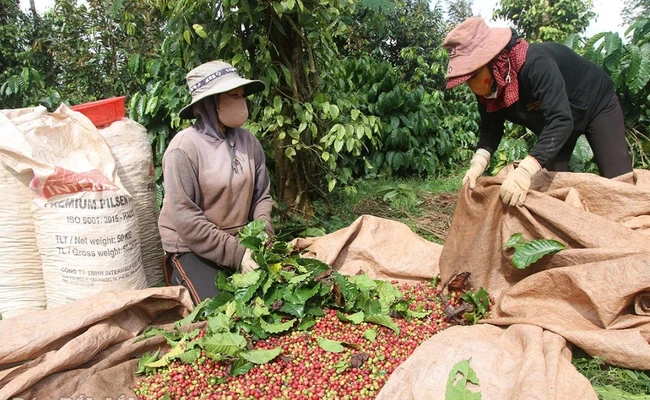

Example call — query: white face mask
[217,92,248,128]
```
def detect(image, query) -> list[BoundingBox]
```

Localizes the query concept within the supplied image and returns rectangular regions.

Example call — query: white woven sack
[99,119,164,286]
[0,105,147,309]
[0,107,46,318]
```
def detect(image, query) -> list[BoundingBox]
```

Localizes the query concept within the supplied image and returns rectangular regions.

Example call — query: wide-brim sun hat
[443,17,512,89]
[179,60,266,119]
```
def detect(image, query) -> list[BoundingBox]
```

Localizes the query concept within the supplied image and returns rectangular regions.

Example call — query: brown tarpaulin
[376,324,597,400]
[293,215,443,283]
[377,168,650,399]
[0,286,194,399]
[4,169,650,398]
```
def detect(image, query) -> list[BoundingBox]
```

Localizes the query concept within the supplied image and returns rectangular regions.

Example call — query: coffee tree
[123,0,387,215]
[565,17,650,168]
[493,0,594,42]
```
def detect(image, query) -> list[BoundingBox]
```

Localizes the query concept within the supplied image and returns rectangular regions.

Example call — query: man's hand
[500,156,542,206]
[240,248,261,273]
[462,149,491,190]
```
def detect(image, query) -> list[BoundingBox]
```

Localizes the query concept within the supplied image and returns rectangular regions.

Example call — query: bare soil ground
[352,192,457,243]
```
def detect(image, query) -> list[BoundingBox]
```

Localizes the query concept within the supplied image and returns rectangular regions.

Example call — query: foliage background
[2,0,650,397]
[3,0,649,214]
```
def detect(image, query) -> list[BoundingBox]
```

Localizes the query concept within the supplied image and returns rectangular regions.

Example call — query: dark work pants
[167,253,226,305]
[545,94,633,178]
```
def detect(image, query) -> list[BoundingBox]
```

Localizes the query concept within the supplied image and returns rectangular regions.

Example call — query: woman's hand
[463,149,491,190]
[240,248,261,273]
[500,156,542,206]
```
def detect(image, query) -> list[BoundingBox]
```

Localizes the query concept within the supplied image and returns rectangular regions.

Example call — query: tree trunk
[268,14,316,216]
[29,0,38,20]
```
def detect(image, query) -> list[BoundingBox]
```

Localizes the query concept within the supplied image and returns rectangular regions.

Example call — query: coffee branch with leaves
[504,233,566,270]
[136,220,430,376]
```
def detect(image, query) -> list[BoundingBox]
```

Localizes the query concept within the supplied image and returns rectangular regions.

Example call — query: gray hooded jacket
[158,96,274,270]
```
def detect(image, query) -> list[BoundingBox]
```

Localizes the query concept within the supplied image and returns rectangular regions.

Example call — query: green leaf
[145,96,158,115]
[175,299,209,328]
[272,1,284,16]
[261,273,275,295]
[317,337,345,353]
[627,43,650,94]
[305,306,325,316]
[274,96,283,113]
[337,310,365,324]
[283,284,320,305]
[334,139,344,153]
[460,288,491,323]
[232,53,243,66]
[512,239,566,269]
[363,299,382,316]
[252,297,270,318]
[407,309,431,319]
[376,280,403,306]
[137,94,146,119]
[289,272,311,285]
[136,349,160,374]
[178,347,201,363]
[263,286,282,308]
[593,385,650,399]
[240,347,282,364]
[207,313,232,334]
[192,24,207,38]
[280,302,306,318]
[135,326,175,343]
[225,301,237,318]
[445,359,482,400]
[298,315,317,330]
[234,300,255,319]
[463,312,480,325]
[285,147,296,160]
[238,220,267,241]
[149,60,161,77]
[203,291,235,314]
[217,32,232,51]
[329,105,340,119]
[364,314,400,335]
[347,274,377,296]
[231,270,262,288]
[234,271,266,303]
[346,137,355,152]
[235,318,269,339]
[335,360,350,373]
[200,333,247,356]
[503,233,525,250]
[328,179,336,192]
[128,53,141,75]
[363,328,377,342]
[230,358,255,376]
[155,134,166,159]
[333,273,360,309]
[145,338,189,368]
[260,318,296,333]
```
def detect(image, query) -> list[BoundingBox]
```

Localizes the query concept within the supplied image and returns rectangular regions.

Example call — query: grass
[311,172,464,244]
[573,349,650,399]
[278,174,650,399]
